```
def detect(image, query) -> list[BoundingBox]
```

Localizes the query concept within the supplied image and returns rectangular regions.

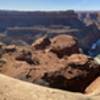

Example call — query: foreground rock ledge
[0,74,100,100]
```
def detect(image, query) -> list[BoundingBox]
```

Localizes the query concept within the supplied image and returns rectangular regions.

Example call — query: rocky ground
[0,34,100,96]
[1,74,100,100]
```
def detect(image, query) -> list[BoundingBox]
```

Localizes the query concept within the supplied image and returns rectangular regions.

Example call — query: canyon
[0,10,100,100]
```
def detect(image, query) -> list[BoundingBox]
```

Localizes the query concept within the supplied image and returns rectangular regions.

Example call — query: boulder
[15,50,38,65]
[4,45,16,53]
[0,42,5,48]
[50,35,80,58]
[32,36,51,50]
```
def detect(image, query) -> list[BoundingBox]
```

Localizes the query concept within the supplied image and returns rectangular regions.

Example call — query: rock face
[50,35,80,58]
[4,45,16,53]
[0,34,100,94]
[32,36,51,50]
[0,10,84,32]
[42,54,100,92]
[15,50,35,64]
[80,23,100,51]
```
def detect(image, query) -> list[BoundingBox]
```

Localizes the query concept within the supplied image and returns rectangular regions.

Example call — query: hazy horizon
[0,0,100,11]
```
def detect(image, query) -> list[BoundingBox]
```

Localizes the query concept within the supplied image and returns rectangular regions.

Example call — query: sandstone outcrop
[15,50,35,64]
[0,34,100,94]
[42,54,100,92]
[4,45,16,53]
[50,35,80,58]
[32,36,51,50]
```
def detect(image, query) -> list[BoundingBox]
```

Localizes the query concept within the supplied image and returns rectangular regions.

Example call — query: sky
[0,0,100,11]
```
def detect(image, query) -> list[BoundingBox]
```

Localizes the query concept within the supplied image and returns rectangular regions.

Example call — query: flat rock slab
[0,74,100,100]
